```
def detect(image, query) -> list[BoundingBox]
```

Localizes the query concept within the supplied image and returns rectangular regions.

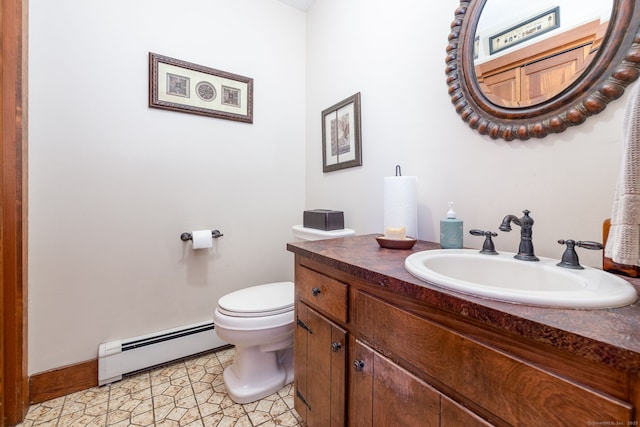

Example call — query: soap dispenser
[440,202,463,249]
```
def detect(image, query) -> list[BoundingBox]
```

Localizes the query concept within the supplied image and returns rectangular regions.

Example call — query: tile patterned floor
[18,347,303,427]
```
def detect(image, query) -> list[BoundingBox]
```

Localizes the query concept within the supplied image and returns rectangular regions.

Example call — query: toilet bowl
[214,225,355,404]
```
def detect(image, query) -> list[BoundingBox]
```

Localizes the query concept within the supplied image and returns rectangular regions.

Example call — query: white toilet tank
[292,225,355,241]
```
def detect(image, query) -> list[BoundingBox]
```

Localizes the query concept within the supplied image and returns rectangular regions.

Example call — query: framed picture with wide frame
[321,92,362,172]
[149,52,253,123]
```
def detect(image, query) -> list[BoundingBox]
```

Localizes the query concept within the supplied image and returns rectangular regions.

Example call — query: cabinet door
[522,47,586,105]
[349,337,373,427]
[481,68,521,107]
[350,339,440,427]
[441,395,494,427]
[295,302,346,427]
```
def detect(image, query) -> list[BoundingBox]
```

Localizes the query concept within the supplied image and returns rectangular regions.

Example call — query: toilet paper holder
[180,230,224,241]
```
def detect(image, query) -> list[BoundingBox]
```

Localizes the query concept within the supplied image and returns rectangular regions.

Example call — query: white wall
[28,0,306,374]
[305,0,626,267]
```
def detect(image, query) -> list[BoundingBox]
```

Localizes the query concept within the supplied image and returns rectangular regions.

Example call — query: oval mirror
[446,0,640,141]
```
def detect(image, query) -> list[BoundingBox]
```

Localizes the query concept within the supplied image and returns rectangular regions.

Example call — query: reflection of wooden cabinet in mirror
[475,20,608,107]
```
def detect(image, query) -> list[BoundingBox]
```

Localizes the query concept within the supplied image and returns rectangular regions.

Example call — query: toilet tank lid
[217,281,294,315]
[292,225,356,240]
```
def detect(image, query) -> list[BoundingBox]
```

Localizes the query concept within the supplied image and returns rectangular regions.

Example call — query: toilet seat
[217,281,294,318]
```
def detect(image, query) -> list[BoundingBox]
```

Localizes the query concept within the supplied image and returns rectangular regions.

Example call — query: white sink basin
[404,249,638,309]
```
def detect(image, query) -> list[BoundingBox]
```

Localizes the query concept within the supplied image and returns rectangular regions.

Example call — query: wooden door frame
[1,0,29,425]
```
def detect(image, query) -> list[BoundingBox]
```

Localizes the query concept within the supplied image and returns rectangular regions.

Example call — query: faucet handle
[470,229,498,255]
[556,239,604,269]
[575,241,604,251]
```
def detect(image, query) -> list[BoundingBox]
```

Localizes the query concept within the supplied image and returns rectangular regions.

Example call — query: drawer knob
[353,360,365,372]
[331,342,342,352]
[312,287,321,296]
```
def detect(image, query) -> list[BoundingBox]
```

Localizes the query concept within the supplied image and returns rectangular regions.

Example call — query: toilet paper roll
[384,176,418,239]
[192,230,213,249]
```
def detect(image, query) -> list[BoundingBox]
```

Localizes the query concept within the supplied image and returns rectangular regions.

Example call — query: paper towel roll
[384,176,418,239]
[192,230,213,249]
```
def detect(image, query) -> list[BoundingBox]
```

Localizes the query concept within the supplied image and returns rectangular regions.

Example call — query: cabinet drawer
[355,291,633,426]
[296,265,348,323]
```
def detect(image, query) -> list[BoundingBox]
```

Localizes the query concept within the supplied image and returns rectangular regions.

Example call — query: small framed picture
[321,92,362,172]
[149,53,253,123]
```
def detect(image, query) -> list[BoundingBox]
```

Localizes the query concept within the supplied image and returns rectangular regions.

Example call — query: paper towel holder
[180,230,224,242]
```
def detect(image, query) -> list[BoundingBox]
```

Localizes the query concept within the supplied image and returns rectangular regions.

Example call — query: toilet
[213,281,295,404]
[213,225,355,404]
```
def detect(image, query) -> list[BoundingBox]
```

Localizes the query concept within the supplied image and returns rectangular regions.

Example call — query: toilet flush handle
[312,287,321,296]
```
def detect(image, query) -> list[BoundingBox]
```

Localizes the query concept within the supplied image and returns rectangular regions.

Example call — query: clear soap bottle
[440,202,463,249]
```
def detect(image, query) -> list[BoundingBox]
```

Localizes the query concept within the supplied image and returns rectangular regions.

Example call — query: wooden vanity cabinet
[292,254,638,426]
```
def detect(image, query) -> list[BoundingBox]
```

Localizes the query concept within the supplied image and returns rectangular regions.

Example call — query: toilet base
[223,346,294,404]
[279,347,294,385]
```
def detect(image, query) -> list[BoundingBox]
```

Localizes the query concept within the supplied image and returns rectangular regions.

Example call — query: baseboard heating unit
[98,320,227,385]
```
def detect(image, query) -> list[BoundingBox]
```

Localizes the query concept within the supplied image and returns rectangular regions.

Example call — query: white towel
[605,82,640,266]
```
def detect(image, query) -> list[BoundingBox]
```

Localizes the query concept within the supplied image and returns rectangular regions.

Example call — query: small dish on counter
[375,235,417,250]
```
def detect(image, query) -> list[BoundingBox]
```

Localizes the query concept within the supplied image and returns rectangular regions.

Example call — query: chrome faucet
[498,209,539,261]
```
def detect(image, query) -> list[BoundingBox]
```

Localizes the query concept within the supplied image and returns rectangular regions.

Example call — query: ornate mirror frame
[446,0,640,141]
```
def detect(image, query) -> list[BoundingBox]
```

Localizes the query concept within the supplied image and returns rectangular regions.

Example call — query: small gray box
[303,209,344,231]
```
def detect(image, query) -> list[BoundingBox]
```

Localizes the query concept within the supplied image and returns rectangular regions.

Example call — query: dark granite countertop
[287,234,640,371]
